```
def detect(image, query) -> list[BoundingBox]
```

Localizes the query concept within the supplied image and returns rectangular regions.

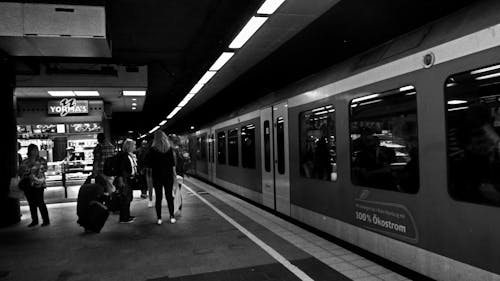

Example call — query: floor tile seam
[186,179,375,277]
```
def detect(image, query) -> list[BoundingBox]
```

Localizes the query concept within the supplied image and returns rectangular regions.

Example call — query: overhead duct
[0,3,110,57]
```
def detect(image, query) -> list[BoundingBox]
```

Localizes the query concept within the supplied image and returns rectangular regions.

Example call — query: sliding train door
[261,103,290,215]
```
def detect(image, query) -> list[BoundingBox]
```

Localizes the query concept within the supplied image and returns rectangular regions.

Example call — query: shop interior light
[74,91,100,96]
[167,106,182,119]
[210,52,235,71]
[178,94,195,107]
[123,90,146,96]
[257,0,285,15]
[198,71,217,84]
[132,98,137,101]
[229,16,268,49]
[189,83,204,94]
[159,120,167,126]
[132,103,137,106]
[48,91,75,97]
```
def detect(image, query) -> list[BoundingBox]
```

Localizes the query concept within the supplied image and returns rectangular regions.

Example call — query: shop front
[17,98,111,194]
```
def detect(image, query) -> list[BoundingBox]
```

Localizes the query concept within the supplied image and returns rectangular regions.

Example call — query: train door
[261,103,291,215]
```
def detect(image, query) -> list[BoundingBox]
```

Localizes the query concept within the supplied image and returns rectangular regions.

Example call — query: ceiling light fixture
[352,94,380,103]
[167,107,182,119]
[74,91,100,96]
[149,126,160,134]
[471,64,500,75]
[159,120,167,126]
[123,90,146,96]
[448,100,467,105]
[132,107,137,110]
[178,94,195,107]
[48,91,75,97]
[132,103,137,106]
[190,83,204,94]
[257,0,285,15]
[229,16,268,49]
[199,71,217,84]
[209,52,235,71]
[399,85,414,92]
[132,98,137,101]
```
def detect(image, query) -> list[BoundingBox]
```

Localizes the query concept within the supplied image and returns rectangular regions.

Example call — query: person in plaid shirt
[92,133,115,192]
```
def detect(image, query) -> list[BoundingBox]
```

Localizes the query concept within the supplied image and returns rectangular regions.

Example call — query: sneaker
[41,222,50,227]
[157,219,162,225]
[120,218,135,223]
[170,217,176,224]
[147,201,153,208]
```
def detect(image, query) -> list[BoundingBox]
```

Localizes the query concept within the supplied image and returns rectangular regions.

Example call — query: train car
[185,1,500,280]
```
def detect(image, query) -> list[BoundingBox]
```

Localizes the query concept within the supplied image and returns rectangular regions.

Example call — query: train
[182,1,500,280]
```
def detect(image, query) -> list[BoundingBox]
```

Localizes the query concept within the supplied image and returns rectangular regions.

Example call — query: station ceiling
[10,0,479,138]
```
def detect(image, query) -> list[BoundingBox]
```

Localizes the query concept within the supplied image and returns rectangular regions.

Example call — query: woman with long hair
[147,130,177,225]
[18,144,50,227]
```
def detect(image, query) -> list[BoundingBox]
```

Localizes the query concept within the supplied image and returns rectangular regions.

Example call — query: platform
[0,177,412,281]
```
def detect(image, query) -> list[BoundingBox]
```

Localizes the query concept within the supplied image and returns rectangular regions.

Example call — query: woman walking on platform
[18,144,50,227]
[146,130,177,225]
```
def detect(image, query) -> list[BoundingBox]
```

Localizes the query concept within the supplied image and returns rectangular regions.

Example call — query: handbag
[9,177,24,199]
[31,173,46,188]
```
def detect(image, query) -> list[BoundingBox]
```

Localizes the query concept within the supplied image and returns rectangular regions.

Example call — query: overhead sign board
[48,98,88,116]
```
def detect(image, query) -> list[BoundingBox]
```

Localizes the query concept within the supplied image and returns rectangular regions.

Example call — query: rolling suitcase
[87,201,109,233]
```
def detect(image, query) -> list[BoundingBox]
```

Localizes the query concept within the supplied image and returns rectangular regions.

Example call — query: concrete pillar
[0,54,20,227]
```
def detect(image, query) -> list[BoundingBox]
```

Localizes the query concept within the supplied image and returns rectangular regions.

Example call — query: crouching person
[77,175,109,233]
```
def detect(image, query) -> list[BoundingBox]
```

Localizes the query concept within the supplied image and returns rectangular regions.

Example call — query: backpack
[103,154,120,177]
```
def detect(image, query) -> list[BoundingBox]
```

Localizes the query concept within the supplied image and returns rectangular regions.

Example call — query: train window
[264,121,271,172]
[277,117,285,174]
[228,128,239,166]
[241,124,256,169]
[299,105,337,181]
[200,134,207,161]
[217,131,226,165]
[210,134,214,163]
[350,85,419,193]
[196,137,202,160]
[446,64,500,207]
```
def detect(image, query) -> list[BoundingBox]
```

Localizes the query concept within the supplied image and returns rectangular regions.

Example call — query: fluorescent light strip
[359,99,383,106]
[190,83,204,94]
[352,94,380,103]
[399,85,414,92]
[178,94,195,107]
[257,0,286,15]
[123,90,146,96]
[229,16,268,49]
[159,120,167,126]
[74,91,100,96]
[210,52,235,71]
[48,91,74,97]
[199,71,217,84]
[475,72,500,80]
[448,100,467,105]
[471,64,500,75]
[167,107,182,119]
[448,106,469,111]
[149,126,160,134]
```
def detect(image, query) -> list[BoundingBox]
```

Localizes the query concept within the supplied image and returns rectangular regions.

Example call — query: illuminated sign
[48,98,88,116]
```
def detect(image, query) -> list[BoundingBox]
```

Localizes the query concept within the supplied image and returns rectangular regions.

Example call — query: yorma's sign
[48,99,88,116]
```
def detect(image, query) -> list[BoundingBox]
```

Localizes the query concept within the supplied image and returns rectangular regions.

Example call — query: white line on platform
[183,183,315,281]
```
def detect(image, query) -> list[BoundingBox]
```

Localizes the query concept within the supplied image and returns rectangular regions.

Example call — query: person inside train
[459,102,500,203]
[352,128,396,189]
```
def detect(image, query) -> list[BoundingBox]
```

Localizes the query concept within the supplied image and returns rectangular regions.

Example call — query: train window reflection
[264,121,271,172]
[446,63,500,207]
[200,134,207,161]
[217,131,226,165]
[277,117,285,174]
[241,124,256,169]
[228,129,239,166]
[299,104,337,181]
[350,85,419,193]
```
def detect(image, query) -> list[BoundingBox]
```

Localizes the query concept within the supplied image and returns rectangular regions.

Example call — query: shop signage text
[48,99,89,117]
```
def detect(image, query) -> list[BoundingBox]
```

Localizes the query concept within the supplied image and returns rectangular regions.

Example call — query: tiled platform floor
[0,176,411,281]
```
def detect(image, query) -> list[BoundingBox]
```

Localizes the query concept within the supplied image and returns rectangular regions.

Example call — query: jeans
[25,188,49,224]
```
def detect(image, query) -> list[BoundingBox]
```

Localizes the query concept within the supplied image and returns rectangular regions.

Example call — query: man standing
[92,133,115,193]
